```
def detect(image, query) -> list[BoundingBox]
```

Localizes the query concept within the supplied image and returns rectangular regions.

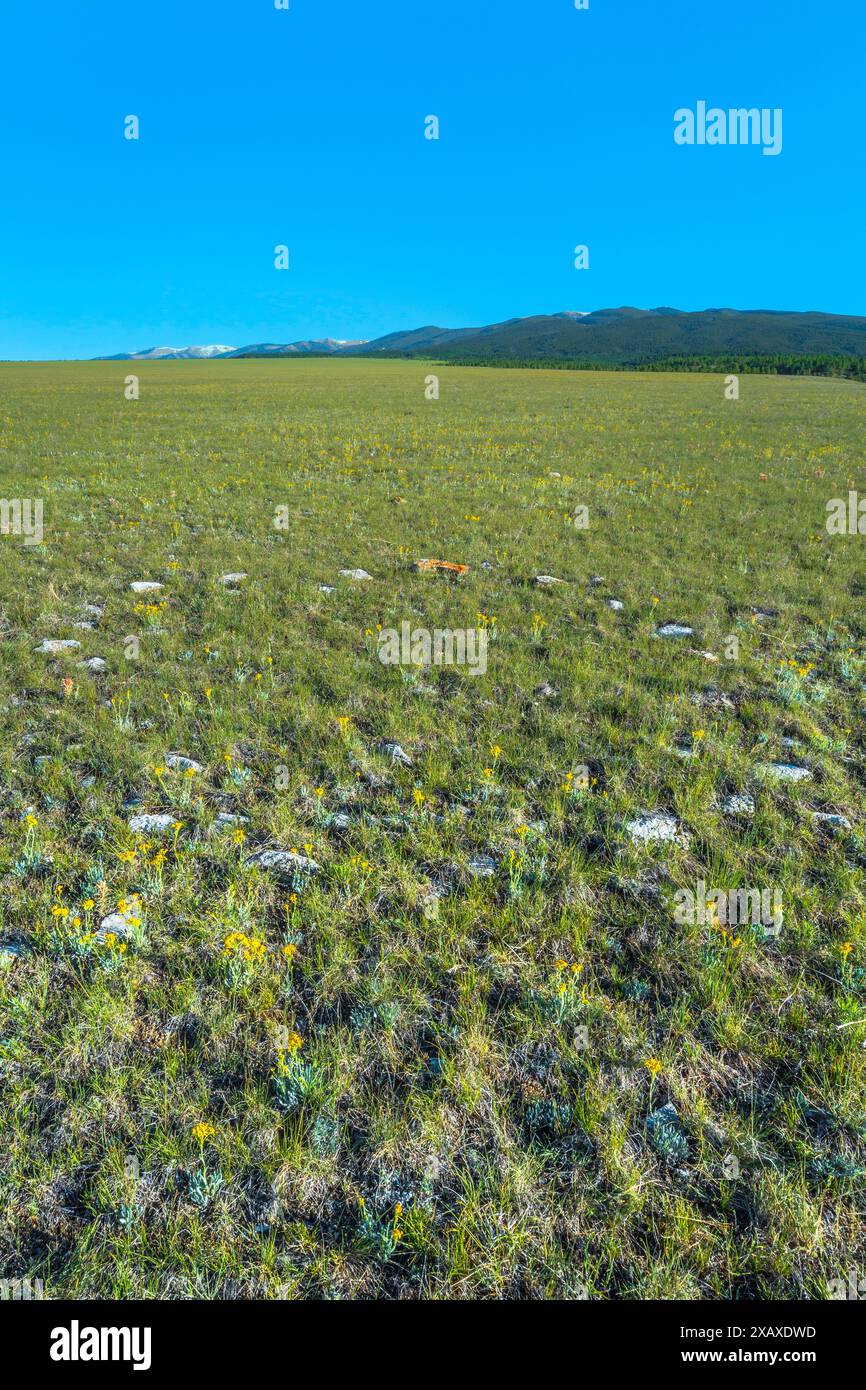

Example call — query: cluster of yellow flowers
[50,887,134,954]
[117,836,179,868]
[222,932,266,963]
[276,1032,304,1073]
[192,1122,215,1145]
[554,959,583,996]
[562,770,600,795]
[781,657,815,679]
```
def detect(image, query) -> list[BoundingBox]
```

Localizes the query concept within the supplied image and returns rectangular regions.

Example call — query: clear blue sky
[0,0,862,358]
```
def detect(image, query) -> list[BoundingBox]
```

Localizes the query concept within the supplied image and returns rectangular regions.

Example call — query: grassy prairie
[0,358,864,1299]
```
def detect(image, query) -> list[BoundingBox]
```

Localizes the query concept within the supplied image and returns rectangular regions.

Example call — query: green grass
[0,358,865,1300]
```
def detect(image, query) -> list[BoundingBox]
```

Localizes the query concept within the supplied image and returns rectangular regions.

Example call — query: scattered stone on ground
[466,854,497,878]
[655,622,694,639]
[720,793,756,817]
[625,812,689,846]
[812,811,851,831]
[691,687,735,711]
[96,904,141,941]
[164,753,204,773]
[378,739,412,767]
[534,575,565,588]
[77,657,106,673]
[339,568,372,581]
[127,812,177,834]
[607,598,624,611]
[687,649,719,662]
[758,762,812,783]
[212,811,249,831]
[129,581,162,594]
[34,639,80,654]
[250,847,321,875]
[217,573,247,586]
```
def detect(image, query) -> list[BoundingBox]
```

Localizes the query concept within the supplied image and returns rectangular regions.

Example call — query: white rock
[130,581,162,594]
[607,598,624,611]
[812,812,851,831]
[655,623,693,639]
[34,639,80,654]
[96,904,141,941]
[318,584,336,594]
[164,753,203,773]
[339,568,372,581]
[212,812,249,831]
[720,793,756,817]
[378,739,412,767]
[77,657,107,673]
[217,573,247,586]
[250,848,320,875]
[625,812,687,846]
[467,854,497,877]
[758,763,812,783]
[534,575,565,588]
[128,813,177,834]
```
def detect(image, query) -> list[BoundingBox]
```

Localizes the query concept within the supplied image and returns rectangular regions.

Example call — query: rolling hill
[100,307,866,367]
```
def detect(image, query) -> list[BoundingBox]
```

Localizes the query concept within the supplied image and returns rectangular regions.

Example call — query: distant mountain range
[101,339,365,360]
[100,307,866,366]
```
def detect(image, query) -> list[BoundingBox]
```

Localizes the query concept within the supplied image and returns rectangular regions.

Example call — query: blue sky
[0,0,862,358]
